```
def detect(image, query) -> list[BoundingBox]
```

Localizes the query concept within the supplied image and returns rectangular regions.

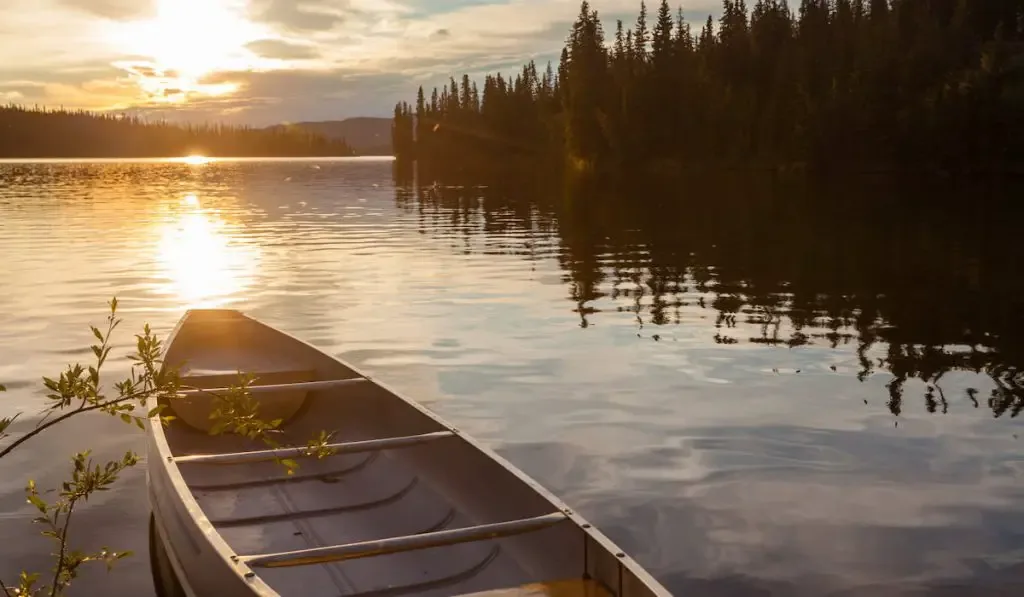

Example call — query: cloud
[250,0,349,32]
[0,73,143,111]
[109,59,242,105]
[166,67,410,124]
[36,77,147,111]
[431,28,451,39]
[115,62,180,80]
[57,0,156,20]
[245,39,322,60]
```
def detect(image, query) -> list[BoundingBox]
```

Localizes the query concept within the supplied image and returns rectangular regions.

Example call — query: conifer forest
[392,0,1024,178]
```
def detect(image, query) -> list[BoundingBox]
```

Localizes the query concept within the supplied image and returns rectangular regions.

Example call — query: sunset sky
[0,0,717,126]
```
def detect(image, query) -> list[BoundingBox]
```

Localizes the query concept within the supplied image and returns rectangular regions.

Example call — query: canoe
[146,309,671,597]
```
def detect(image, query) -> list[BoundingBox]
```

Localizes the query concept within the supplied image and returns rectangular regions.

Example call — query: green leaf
[135,417,145,430]
[91,326,104,342]
[147,405,165,418]
[0,414,19,435]
[119,413,131,424]
[0,383,6,392]
[27,494,47,513]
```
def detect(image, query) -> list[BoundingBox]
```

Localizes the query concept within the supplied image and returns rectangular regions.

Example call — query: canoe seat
[172,367,319,433]
[455,579,615,597]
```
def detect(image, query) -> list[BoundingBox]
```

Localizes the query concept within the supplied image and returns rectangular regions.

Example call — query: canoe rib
[210,476,420,527]
[176,377,369,397]
[174,431,456,465]
[189,453,379,491]
[240,512,569,568]
[347,546,501,597]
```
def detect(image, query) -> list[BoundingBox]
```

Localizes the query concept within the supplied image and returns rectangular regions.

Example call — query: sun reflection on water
[156,194,259,308]
[177,155,212,166]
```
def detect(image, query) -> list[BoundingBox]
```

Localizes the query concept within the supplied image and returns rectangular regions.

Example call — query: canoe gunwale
[240,512,570,568]
[149,483,201,597]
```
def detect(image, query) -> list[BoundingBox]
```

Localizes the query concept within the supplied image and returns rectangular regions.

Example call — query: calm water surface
[1,159,1023,596]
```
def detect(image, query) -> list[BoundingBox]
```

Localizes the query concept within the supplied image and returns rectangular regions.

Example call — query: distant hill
[266,118,392,156]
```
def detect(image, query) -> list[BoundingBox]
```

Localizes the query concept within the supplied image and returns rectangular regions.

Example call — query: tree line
[393,0,1024,177]
[0,105,354,158]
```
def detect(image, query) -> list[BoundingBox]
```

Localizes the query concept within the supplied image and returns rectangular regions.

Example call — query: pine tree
[652,0,675,67]
[634,1,650,63]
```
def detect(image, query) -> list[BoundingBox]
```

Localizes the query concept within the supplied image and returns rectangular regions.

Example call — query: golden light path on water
[155,192,260,308]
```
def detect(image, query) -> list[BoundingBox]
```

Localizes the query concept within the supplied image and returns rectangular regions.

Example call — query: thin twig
[0,392,155,460]
[49,499,76,597]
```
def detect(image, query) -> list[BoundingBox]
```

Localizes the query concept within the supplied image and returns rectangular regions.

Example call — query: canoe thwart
[174,430,457,465]
[240,511,570,568]
[176,377,369,397]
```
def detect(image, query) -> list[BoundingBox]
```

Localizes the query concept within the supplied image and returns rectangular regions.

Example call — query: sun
[122,0,264,78]
[108,0,273,102]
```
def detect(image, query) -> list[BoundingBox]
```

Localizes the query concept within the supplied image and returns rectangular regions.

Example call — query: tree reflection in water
[395,169,1024,421]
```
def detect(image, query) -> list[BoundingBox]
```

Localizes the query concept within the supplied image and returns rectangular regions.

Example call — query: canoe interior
[156,311,662,597]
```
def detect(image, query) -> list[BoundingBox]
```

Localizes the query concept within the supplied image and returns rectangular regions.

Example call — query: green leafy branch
[0,299,174,596]
[0,300,179,462]
[202,375,337,474]
[1,298,338,596]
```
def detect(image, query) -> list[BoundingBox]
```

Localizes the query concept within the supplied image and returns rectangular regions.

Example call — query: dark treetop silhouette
[0,105,354,158]
[393,0,1024,178]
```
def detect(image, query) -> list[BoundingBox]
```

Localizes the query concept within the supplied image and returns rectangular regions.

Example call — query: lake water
[1,158,1023,596]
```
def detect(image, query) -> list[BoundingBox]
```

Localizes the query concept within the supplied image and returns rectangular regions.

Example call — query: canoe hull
[148,409,281,596]
[146,309,671,597]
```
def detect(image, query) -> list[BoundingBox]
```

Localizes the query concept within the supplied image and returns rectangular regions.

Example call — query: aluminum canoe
[146,309,671,597]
